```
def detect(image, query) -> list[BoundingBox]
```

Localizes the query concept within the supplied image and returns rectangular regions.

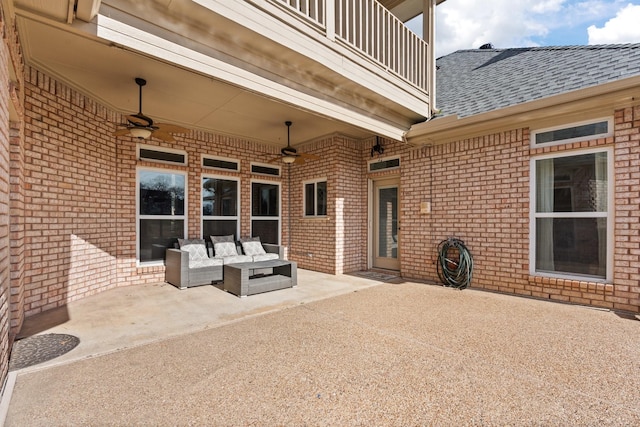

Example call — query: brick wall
[402,114,640,313]
[0,8,12,392]
[22,69,120,316]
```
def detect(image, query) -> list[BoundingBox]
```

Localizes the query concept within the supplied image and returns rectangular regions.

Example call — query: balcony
[14,0,435,142]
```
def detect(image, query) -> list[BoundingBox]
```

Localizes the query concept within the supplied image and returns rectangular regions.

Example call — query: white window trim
[201,174,241,240]
[250,178,281,245]
[201,154,240,172]
[251,162,281,177]
[137,143,188,166]
[136,166,188,267]
[368,155,401,172]
[530,117,613,148]
[529,146,614,282]
[303,178,328,217]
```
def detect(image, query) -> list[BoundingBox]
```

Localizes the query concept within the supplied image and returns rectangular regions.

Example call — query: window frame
[530,117,613,148]
[368,155,400,173]
[303,178,328,217]
[250,178,281,245]
[251,162,281,177]
[137,143,188,166]
[136,166,187,266]
[201,174,240,240]
[529,146,614,282]
[201,154,240,172]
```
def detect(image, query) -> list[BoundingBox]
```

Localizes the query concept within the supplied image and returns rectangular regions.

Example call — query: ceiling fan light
[282,155,296,164]
[130,127,152,139]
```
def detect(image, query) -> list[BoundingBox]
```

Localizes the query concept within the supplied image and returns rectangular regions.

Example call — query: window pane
[536,217,606,278]
[305,183,315,216]
[139,219,184,262]
[203,178,237,216]
[535,121,608,145]
[317,181,327,216]
[252,182,279,216]
[252,220,279,244]
[377,187,398,258]
[139,171,185,215]
[536,153,607,213]
[203,220,237,240]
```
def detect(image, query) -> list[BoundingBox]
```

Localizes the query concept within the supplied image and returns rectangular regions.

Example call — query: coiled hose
[436,238,474,290]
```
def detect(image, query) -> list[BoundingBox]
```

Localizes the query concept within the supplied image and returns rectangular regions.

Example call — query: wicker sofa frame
[165,242,284,290]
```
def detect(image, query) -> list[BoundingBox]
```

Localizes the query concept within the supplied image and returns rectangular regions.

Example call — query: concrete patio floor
[3,270,640,425]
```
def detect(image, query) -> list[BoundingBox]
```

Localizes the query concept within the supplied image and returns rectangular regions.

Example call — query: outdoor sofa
[165,235,284,289]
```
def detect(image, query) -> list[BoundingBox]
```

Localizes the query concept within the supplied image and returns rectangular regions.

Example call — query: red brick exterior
[402,113,640,312]
[1,1,640,404]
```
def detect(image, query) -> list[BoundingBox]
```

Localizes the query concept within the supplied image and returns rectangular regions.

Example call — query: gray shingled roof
[435,44,640,118]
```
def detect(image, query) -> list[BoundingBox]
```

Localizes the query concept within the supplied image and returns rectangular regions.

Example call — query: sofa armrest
[262,243,285,260]
[165,248,189,289]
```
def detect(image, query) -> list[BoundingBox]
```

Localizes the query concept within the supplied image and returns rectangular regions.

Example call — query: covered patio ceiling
[12,0,443,147]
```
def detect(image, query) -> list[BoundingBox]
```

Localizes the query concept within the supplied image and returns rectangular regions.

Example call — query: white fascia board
[95,14,407,141]
[193,0,428,112]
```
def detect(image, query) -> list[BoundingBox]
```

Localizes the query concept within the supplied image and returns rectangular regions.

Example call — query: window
[137,144,187,165]
[531,118,612,147]
[251,163,281,176]
[251,181,280,244]
[531,148,612,280]
[368,156,400,172]
[202,176,239,239]
[138,169,186,264]
[202,155,239,172]
[304,179,327,216]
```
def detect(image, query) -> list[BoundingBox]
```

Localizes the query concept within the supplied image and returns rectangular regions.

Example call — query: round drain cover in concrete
[9,333,80,371]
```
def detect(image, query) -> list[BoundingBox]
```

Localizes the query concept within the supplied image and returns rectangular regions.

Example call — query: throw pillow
[242,240,266,256]
[178,239,208,261]
[210,234,234,244]
[239,236,260,243]
[214,241,238,258]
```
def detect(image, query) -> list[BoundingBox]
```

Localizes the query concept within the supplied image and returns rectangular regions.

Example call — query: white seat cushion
[252,253,279,262]
[189,258,223,269]
[222,255,253,264]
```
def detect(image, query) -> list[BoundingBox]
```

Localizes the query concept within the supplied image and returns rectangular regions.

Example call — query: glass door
[373,177,399,270]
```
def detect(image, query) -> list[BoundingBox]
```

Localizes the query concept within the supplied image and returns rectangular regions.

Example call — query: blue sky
[406,0,640,57]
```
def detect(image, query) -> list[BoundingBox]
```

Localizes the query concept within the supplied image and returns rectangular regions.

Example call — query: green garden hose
[436,238,474,289]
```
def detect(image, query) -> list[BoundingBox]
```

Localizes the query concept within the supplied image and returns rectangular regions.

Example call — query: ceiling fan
[114,77,189,142]
[269,121,320,165]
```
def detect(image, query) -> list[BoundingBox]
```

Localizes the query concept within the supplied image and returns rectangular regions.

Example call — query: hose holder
[436,237,474,290]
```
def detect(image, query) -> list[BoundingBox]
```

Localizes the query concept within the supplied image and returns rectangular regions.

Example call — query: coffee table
[223,259,297,297]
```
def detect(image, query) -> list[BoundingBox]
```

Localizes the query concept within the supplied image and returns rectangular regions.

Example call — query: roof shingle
[435,44,640,118]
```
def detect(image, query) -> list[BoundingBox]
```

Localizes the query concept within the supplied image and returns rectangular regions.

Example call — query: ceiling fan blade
[294,156,306,165]
[150,130,176,142]
[267,156,283,163]
[126,114,153,127]
[155,123,189,134]
[300,153,320,160]
[114,128,132,136]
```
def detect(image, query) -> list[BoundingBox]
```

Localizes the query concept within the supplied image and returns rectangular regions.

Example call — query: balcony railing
[273,0,429,92]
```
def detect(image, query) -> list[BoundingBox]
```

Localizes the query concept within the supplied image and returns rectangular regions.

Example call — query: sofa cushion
[189,258,223,269]
[178,239,209,261]
[252,253,280,262]
[241,240,266,257]
[213,241,239,258]
[210,235,234,244]
[222,255,253,264]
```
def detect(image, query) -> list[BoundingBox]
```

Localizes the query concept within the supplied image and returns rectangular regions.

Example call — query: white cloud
[431,0,635,57]
[587,4,640,44]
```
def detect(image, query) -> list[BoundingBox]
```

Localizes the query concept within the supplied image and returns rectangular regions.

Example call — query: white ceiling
[14,0,398,147]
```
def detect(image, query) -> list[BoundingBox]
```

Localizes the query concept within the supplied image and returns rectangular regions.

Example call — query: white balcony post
[325,0,335,41]
[423,0,436,113]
